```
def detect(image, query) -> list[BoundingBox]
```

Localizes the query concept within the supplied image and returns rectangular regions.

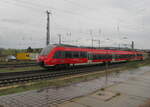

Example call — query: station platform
[57,67,150,107]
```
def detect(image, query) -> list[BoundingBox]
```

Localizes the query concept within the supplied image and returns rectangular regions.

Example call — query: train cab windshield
[40,45,53,56]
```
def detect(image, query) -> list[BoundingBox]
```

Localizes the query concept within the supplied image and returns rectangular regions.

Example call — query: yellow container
[16,53,31,60]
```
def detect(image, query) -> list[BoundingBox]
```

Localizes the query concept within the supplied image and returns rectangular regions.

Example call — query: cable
[63,0,94,10]
[0,0,102,24]
[0,0,105,48]
[0,0,43,12]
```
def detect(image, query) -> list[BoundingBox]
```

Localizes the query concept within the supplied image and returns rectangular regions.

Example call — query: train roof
[52,44,142,53]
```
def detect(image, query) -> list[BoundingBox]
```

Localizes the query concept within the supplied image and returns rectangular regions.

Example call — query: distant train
[16,53,39,60]
[37,44,144,68]
[4,53,39,61]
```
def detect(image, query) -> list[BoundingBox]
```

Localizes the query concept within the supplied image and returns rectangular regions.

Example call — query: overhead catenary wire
[0,0,102,25]
[0,0,121,48]
[63,0,94,10]
[0,0,43,12]
[0,0,108,39]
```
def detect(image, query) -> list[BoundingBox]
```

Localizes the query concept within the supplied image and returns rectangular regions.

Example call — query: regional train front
[37,45,55,67]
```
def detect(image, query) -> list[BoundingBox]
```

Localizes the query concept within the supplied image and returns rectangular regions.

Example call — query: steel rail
[0,62,128,87]
[0,63,38,68]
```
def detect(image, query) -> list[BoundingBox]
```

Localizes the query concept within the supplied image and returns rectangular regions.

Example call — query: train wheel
[65,64,70,69]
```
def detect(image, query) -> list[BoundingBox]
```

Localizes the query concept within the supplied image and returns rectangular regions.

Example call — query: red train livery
[37,44,144,68]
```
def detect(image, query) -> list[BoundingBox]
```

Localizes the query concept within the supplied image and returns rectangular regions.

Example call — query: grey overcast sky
[0,0,149,49]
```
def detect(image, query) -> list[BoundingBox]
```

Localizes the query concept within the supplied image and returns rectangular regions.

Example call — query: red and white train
[37,44,144,68]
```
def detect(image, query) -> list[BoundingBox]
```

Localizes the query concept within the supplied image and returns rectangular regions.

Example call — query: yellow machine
[16,53,31,60]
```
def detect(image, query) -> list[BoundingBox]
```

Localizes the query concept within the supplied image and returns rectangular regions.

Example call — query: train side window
[115,54,118,59]
[53,51,62,59]
[80,52,87,58]
[65,51,72,58]
[97,54,100,60]
[105,54,110,59]
[119,54,122,58]
[99,54,104,59]
[137,54,142,57]
[97,54,99,59]
[108,54,112,59]
[99,54,103,59]
[112,54,115,59]
[92,54,97,60]
[73,51,79,58]
[104,54,107,59]
[104,54,108,59]
[124,55,126,58]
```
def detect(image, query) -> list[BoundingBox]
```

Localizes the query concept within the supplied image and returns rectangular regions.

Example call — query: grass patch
[0,60,36,65]
[0,58,150,96]
[0,66,44,72]
[122,59,150,69]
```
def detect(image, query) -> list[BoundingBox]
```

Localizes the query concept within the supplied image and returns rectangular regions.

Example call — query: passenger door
[87,52,93,64]
[112,54,116,62]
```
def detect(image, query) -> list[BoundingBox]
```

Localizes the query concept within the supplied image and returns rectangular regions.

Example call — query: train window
[124,55,127,58]
[137,54,142,57]
[103,54,106,59]
[119,54,123,58]
[127,54,130,58]
[73,51,79,58]
[53,51,63,59]
[65,51,72,58]
[53,51,60,58]
[102,54,106,59]
[97,54,101,59]
[108,54,112,59]
[116,54,119,59]
[99,54,103,59]
[123,55,126,58]
[80,52,87,58]
[119,55,121,58]
[98,54,104,59]
[104,54,111,59]
[92,54,97,60]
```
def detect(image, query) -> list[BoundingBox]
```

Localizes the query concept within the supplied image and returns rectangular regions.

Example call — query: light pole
[131,41,134,50]
[89,29,94,48]
[92,40,100,48]
[46,10,51,46]
[57,34,61,45]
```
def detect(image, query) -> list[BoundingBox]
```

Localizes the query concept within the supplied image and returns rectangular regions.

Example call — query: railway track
[0,63,38,68]
[0,62,129,87]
